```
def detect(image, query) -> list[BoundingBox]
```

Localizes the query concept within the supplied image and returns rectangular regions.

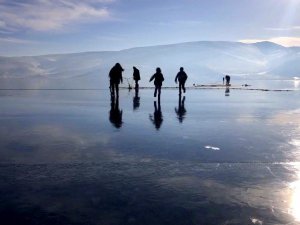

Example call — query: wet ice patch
[204,145,220,151]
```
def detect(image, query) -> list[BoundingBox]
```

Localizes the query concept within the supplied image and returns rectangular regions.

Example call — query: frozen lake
[0,87,300,224]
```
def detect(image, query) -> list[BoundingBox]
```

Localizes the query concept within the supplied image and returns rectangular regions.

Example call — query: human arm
[149,74,155,82]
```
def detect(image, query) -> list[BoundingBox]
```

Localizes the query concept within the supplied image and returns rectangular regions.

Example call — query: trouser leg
[116,84,119,96]
[111,82,115,95]
[158,86,161,98]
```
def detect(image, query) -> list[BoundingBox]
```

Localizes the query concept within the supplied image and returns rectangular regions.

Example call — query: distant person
[175,67,188,94]
[149,100,163,130]
[109,95,122,128]
[175,95,186,123]
[223,77,225,85]
[109,63,124,97]
[133,66,140,89]
[149,67,164,98]
[225,75,231,86]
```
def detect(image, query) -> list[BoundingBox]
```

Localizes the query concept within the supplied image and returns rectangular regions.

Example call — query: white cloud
[0,37,36,44]
[270,37,300,47]
[265,26,300,31]
[0,0,112,32]
[239,37,300,47]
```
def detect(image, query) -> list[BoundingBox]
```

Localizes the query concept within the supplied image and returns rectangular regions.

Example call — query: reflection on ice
[109,95,123,128]
[290,178,300,222]
[250,217,263,225]
[175,95,186,123]
[294,80,300,89]
[204,145,220,151]
[149,100,163,130]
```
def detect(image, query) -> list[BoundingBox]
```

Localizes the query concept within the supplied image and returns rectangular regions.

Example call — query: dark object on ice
[109,63,124,97]
[149,67,164,98]
[175,67,188,94]
[149,100,163,130]
[133,66,140,89]
[175,95,186,123]
[225,87,230,96]
[133,87,140,110]
[242,84,251,87]
[225,75,231,86]
[223,77,225,85]
[109,95,122,128]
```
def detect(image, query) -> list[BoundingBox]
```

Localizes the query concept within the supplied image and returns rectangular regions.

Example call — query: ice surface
[0,88,300,224]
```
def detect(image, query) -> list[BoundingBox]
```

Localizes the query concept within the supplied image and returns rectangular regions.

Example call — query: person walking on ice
[149,67,164,98]
[175,67,188,94]
[109,63,124,97]
[133,66,140,89]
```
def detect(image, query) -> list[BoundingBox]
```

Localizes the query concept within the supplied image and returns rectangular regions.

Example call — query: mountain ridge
[0,41,299,89]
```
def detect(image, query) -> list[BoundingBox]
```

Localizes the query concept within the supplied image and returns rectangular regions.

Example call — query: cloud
[0,0,113,32]
[0,20,6,28]
[0,37,36,44]
[239,37,300,47]
[265,26,300,31]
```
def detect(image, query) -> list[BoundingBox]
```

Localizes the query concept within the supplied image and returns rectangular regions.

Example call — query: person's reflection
[133,87,140,110]
[149,99,163,130]
[225,87,230,96]
[175,95,186,123]
[109,95,122,128]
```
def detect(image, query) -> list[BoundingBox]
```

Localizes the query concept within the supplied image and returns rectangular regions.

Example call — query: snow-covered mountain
[0,41,299,89]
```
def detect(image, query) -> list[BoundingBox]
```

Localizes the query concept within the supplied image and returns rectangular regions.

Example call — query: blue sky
[0,0,300,56]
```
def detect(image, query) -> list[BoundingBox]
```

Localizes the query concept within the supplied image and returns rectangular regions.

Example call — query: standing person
[175,67,188,94]
[149,67,164,98]
[225,75,231,86]
[109,63,124,97]
[133,66,140,89]
[223,77,225,85]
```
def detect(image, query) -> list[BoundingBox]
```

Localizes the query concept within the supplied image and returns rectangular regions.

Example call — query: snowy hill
[0,41,299,89]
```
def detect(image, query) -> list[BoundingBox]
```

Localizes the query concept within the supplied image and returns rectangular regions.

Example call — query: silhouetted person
[223,77,225,85]
[109,95,122,128]
[149,100,163,130]
[149,67,164,98]
[225,87,230,96]
[175,95,186,123]
[225,75,231,86]
[175,67,188,94]
[109,63,124,97]
[133,66,140,89]
[133,87,140,110]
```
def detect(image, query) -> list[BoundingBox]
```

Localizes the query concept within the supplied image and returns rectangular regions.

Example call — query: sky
[0,0,300,56]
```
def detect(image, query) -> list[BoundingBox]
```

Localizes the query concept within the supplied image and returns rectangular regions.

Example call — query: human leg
[157,85,161,98]
[182,82,186,93]
[111,82,115,96]
[115,84,119,97]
